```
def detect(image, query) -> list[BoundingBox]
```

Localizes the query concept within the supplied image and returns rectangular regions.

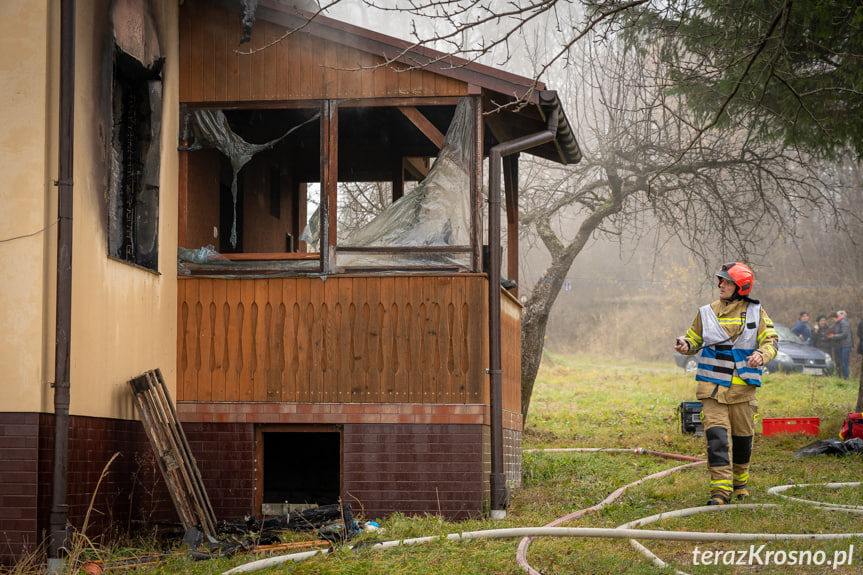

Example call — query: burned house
[0,0,579,564]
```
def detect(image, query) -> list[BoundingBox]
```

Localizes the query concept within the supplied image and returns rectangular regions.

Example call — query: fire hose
[221,448,863,574]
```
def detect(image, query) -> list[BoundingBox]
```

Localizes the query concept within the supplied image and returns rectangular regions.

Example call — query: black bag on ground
[793,437,863,457]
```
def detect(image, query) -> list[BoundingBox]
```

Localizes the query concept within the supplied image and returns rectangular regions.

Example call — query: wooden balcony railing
[177,274,521,412]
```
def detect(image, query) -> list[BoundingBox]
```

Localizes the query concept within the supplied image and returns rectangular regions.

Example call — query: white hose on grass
[222,521,863,574]
[220,449,863,575]
[619,500,863,575]
[517,447,707,574]
[767,482,863,510]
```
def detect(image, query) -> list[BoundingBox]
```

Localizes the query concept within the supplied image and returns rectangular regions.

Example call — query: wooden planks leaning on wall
[177,274,508,405]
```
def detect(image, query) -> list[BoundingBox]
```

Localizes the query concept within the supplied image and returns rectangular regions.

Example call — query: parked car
[767,323,833,375]
[673,323,833,375]
[674,349,700,373]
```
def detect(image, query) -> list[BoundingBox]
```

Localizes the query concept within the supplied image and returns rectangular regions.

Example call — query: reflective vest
[695,302,762,387]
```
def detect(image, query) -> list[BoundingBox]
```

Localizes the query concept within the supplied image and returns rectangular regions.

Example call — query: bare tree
[337,181,393,238]
[514,35,840,419]
[248,0,862,416]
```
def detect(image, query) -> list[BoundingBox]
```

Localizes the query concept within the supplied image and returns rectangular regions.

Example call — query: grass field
[11,353,863,574]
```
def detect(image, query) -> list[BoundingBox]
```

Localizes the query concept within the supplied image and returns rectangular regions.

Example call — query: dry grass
[7,354,863,574]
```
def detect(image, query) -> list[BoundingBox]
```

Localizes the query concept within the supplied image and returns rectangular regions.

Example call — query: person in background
[857,316,863,356]
[791,311,812,343]
[675,262,778,506]
[812,315,834,355]
[827,310,853,379]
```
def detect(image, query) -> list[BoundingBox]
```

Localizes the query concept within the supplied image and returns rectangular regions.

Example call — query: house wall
[182,148,223,250]
[0,0,181,420]
[0,0,56,415]
[241,151,299,253]
[176,274,492,405]
[177,404,523,518]
[0,413,255,566]
[68,0,180,420]
[343,423,486,519]
[179,0,467,104]
[0,0,182,564]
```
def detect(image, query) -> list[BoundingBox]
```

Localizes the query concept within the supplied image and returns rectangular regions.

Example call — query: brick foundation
[0,414,255,567]
[343,423,485,519]
[1,407,521,565]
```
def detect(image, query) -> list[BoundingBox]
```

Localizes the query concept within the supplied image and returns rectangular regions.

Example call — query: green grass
[19,354,863,575]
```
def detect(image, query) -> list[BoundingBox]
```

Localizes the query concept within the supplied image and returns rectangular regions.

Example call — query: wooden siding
[180,0,468,103]
[500,291,522,416]
[176,275,524,405]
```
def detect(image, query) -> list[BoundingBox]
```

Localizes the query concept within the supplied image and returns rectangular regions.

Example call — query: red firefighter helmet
[716,262,753,295]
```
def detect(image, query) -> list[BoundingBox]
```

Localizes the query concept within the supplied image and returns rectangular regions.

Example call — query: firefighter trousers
[701,397,758,499]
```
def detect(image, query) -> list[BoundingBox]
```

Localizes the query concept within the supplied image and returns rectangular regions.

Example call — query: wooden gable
[180,0,468,103]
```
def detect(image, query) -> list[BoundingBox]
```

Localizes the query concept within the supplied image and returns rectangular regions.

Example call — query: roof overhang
[205,0,581,166]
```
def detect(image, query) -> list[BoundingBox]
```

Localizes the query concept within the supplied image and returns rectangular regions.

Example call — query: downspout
[487,102,559,519]
[49,0,75,565]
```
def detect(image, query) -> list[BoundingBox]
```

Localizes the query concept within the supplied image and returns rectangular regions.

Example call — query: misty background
[321,0,863,369]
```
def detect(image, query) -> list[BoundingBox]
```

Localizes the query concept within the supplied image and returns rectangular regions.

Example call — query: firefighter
[674,262,778,506]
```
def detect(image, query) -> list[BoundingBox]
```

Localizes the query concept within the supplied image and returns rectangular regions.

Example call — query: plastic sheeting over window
[183,109,319,248]
[335,97,474,269]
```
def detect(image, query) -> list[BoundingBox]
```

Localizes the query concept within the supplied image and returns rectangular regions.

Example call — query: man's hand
[747,352,764,368]
[674,338,690,353]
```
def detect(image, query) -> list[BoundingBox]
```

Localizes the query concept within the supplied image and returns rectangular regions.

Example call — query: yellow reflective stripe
[686,328,703,345]
[731,376,748,385]
[717,317,744,325]
[734,472,749,483]
[710,479,733,490]
[757,328,777,345]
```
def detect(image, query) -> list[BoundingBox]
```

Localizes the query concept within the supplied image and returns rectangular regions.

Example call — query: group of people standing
[792,310,859,379]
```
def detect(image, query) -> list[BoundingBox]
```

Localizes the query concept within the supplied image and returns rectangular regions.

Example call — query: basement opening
[259,429,341,515]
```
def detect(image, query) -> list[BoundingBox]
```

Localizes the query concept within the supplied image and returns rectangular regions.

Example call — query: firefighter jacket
[682,298,778,405]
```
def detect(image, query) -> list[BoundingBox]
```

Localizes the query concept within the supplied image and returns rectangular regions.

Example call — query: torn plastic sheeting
[240,0,259,44]
[238,0,320,45]
[335,97,474,269]
[178,244,229,264]
[299,204,320,250]
[185,109,319,248]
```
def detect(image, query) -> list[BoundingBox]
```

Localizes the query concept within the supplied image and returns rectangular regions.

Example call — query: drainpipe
[49,0,75,565]
[487,100,559,519]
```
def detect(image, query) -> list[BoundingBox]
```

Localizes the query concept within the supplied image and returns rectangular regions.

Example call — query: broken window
[108,49,163,271]
[178,99,473,274]
[179,108,322,273]
[336,97,474,270]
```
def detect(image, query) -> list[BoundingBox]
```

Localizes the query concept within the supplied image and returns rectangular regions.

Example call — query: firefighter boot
[706,492,730,506]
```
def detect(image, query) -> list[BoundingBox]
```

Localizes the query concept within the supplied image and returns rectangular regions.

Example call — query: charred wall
[107,0,165,270]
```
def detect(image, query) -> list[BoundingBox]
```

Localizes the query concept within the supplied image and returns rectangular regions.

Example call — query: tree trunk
[520,193,624,422]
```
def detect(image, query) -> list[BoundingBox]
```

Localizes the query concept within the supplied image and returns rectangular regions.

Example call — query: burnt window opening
[109,49,163,271]
[262,431,340,512]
